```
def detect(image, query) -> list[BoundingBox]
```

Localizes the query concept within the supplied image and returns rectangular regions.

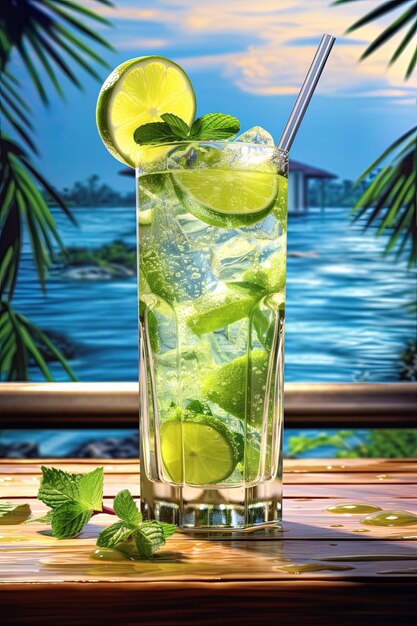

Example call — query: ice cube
[234,126,274,145]
[211,235,258,281]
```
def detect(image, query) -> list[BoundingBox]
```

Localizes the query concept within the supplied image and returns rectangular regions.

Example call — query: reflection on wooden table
[1,458,416,625]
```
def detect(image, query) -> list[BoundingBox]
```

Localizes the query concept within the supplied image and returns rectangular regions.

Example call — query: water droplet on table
[326,503,383,515]
[361,510,417,527]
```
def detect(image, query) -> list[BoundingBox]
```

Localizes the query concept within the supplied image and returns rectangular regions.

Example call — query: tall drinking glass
[137,141,288,533]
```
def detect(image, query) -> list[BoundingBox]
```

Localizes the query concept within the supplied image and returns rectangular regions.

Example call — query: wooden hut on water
[289,161,337,213]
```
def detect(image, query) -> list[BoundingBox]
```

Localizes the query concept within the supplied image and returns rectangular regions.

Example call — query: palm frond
[346,0,410,31]
[0,301,78,381]
[1,0,114,106]
[389,19,417,65]
[406,40,417,78]
[359,5,417,61]
[352,127,417,267]
[0,134,75,296]
[334,0,417,79]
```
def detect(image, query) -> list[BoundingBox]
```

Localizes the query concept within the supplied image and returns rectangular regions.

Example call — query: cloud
[116,38,169,50]
[286,36,368,47]
[92,0,417,102]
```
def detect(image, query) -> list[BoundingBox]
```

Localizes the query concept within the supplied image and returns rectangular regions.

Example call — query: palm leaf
[346,0,410,31]
[352,127,417,266]
[360,6,417,61]
[1,72,31,112]
[0,103,37,154]
[406,41,417,78]
[389,19,417,65]
[1,0,114,112]
[17,39,49,104]
[0,301,77,381]
[0,72,36,153]
[334,0,417,79]
[19,316,78,381]
[0,302,28,380]
[0,134,74,296]
[26,27,64,97]
[356,126,416,183]
[43,0,114,49]
[48,0,112,25]
[33,28,83,88]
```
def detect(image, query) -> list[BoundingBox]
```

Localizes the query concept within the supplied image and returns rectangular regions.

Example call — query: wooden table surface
[1,458,417,625]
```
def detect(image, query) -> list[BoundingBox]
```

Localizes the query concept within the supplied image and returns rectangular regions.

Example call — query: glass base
[140,472,282,536]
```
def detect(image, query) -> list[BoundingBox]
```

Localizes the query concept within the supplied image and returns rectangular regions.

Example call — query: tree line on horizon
[45,173,371,209]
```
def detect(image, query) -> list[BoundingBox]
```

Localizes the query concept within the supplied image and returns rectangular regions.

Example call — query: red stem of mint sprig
[93,504,116,516]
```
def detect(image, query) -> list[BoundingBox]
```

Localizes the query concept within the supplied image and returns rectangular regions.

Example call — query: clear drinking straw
[277,34,336,152]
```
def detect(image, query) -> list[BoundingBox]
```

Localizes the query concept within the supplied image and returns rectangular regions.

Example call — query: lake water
[13,205,416,382]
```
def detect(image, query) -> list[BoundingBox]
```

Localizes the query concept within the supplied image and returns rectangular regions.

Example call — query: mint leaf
[159,522,177,539]
[51,502,93,538]
[134,122,179,145]
[185,399,212,416]
[0,502,31,525]
[37,467,82,509]
[32,510,53,524]
[134,521,166,559]
[113,489,142,525]
[226,281,267,296]
[78,467,103,510]
[134,112,240,145]
[190,113,240,140]
[161,113,190,138]
[97,521,135,548]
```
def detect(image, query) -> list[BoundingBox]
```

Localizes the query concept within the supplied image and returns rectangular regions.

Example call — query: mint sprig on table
[134,112,240,145]
[7,465,176,559]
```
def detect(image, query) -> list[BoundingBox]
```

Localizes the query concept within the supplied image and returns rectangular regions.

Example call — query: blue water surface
[12,205,416,383]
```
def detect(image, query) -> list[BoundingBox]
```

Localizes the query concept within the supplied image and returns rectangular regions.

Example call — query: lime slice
[172,169,279,228]
[242,249,286,293]
[160,414,239,485]
[203,349,269,420]
[186,286,259,335]
[138,209,153,226]
[97,56,196,167]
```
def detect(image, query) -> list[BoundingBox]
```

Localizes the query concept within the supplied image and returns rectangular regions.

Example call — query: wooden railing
[1,383,416,429]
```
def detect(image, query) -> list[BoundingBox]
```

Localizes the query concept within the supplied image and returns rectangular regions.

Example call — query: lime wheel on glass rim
[96,56,196,167]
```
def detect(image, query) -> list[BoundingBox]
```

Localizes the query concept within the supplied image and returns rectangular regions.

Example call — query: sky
[8,0,417,192]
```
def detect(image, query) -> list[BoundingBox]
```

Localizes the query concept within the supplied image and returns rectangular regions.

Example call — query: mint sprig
[34,467,176,558]
[134,112,240,145]
[37,465,103,538]
[96,489,175,558]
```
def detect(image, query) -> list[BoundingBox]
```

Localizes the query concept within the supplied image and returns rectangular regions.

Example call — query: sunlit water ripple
[12,205,416,383]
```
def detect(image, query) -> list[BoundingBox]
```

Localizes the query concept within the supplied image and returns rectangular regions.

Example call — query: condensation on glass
[137,141,288,534]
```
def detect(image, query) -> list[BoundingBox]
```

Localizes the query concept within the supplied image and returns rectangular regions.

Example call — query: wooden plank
[1,528,417,582]
[286,484,417,498]
[2,497,417,542]
[1,459,417,625]
[2,458,416,474]
[0,461,139,474]
[3,473,417,499]
[1,382,416,428]
[0,581,416,626]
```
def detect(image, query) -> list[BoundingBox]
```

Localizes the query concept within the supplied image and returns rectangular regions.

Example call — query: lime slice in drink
[186,286,259,335]
[160,414,239,485]
[203,349,269,420]
[172,170,279,228]
[242,249,286,293]
[138,209,153,226]
[96,56,196,167]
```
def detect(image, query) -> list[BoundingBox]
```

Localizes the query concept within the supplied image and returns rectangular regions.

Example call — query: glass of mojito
[138,138,287,532]
[97,56,288,533]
